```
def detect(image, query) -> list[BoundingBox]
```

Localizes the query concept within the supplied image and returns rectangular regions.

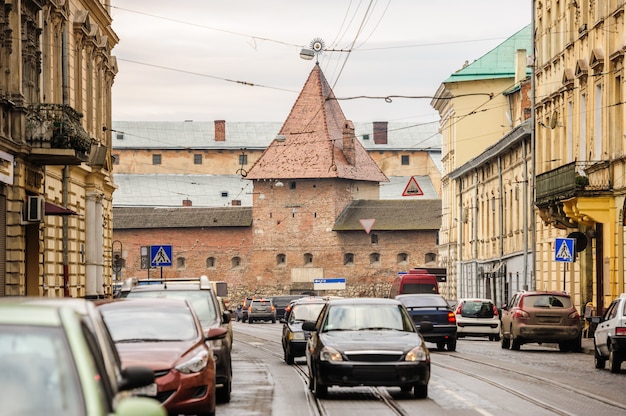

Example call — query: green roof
[444,24,532,83]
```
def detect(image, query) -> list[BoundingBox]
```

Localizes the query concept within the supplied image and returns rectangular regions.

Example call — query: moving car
[389,269,439,297]
[594,293,626,372]
[235,297,255,322]
[396,293,458,351]
[281,297,328,364]
[271,295,306,320]
[119,276,233,403]
[500,290,582,351]
[98,298,226,416]
[248,298,276,323]
[454,298,501,341]
[0,298,165,416]
[303,298,431,399]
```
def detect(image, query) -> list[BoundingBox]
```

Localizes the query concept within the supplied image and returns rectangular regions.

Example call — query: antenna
[550,111,559,129]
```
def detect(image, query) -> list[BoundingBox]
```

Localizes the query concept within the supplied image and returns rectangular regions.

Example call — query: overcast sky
[110,1,531,124]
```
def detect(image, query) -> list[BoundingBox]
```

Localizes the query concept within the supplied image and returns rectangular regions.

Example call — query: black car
[281,297,327,364]
[117,276,233,403]
[396,294,458,351]
[271,295,307,320]
[303,297,431,399]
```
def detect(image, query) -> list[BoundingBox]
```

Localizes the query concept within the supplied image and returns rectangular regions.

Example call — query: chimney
[515,49,527,84]
[373,121,388,145]
[182,199,192,207]
[342,121,356,165]
[214,120,226,142]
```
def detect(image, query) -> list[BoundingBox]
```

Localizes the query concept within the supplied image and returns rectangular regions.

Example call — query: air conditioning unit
[26,195,44,222]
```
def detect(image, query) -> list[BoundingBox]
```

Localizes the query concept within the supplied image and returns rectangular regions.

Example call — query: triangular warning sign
[402,176,424,197]
[359,219,375,234]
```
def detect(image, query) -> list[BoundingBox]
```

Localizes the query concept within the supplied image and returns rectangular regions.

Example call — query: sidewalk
[581,337,594,354]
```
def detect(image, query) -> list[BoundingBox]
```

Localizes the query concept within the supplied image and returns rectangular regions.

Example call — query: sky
[110,1,531,124]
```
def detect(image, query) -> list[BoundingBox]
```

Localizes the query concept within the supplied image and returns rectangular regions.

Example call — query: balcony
[535,161,611,206]
[25,104,93,166]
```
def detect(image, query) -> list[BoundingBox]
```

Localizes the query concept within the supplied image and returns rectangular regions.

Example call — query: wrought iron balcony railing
[25,104,93,165]
[535,161,611,206]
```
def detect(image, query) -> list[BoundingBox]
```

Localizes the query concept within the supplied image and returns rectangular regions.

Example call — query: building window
[363,134,370,140]
[344,253,354,266]
[290,181,297,190]
[397,253,408,265]
[370,252,381,265]
[239,154,248,165]
[221,191,229,198]
[206,257,216,269]
[425,252,436,263]
[231,256,241,269]
[112,154,119,165]
[276,253,286,266]
[176,257,186,270]
[371,233,378,244]
[304,253,313,266]
[401,155,410,165]
[194,154,203,164]
[152,154,161,165]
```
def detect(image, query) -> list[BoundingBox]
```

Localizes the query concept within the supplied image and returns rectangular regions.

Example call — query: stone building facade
[0,1,118,298]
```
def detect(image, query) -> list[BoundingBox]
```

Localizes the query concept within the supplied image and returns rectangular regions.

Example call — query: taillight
[616,327,626,336]
[247,306,252,312]
[492,304,499,317]
[447,311,456,324]
[455,304,462,314]
[568,311,580,320]
[271,306,276,311]
[513,309,529,319]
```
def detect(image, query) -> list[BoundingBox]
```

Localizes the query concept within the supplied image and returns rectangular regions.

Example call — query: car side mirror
[206,326,227,341]
[302,321,317,332]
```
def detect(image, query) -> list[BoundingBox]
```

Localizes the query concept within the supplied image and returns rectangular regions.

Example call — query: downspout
[528,0,536,291]
[498,155,504,304]
[473,170,479,296]
[457,177,463,298]
[62,24,70,297]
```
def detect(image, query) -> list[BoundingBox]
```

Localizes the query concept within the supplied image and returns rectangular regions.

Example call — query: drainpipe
[457,177,463,299]
[473,170,479,297]
[62,23,70,297]
[528,0,536,292]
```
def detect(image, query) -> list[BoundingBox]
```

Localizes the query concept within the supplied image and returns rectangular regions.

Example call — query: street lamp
[299,38,325,63]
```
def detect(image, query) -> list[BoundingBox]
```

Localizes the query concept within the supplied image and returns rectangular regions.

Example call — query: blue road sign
[555,238,575,262]
[150,245,173,267]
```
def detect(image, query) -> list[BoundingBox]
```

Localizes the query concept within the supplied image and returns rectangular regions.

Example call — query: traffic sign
[313,278,346,290]
[555,238,574,262]
[402,176,424,197]
[150,245,172,267]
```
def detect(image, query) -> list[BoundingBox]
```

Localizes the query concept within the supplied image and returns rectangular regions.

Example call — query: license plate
[132,383,158,396]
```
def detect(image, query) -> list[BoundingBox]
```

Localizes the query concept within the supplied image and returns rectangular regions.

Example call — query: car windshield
[290,303,325,323]
[102,304,198,342]
[0,326,83,415]
[126,290,219,325]
[399,295,448,308]
[460,300,495,318]
[322,304,414,332]
[523,295,571,308]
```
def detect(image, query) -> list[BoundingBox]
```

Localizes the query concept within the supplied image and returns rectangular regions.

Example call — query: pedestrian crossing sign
[555,238,574,262]
[150,245,172,267]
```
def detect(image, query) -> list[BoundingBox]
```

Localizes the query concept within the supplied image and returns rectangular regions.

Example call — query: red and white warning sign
[359,219,375,234]
[402,176,424,197]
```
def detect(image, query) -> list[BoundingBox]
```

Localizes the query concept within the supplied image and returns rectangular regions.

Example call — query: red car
[98,298,226,416]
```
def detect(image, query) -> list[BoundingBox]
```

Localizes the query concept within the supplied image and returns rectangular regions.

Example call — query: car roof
[0,299,67,326]
[326,297,402,306]
[96,297,191,308]
[395,293,446,300]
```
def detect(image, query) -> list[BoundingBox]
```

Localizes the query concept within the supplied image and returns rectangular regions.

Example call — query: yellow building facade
[0,1,117,298]
[534,0,626,313]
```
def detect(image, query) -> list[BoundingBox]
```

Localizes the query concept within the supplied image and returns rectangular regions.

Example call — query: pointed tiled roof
[245,64,388,182]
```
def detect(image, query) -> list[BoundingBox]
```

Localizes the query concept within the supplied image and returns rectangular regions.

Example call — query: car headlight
[405,345,429,362]
[289,331,305,341]
[176,348,209,374]
[320,346,343,362]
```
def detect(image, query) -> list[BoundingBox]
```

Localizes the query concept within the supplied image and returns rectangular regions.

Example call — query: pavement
[581,336,594,354]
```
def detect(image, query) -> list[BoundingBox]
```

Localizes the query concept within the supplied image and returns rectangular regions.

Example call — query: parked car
[500,290,582,352]
[235,297,255,322]
[0,298,165,416]
[454,298,501,341]
[98,298,227,416]
[594,293,626,372]
[271,295,307,320]
[303,297,431,399]
[118,276,233,403]
[281,297,328,364]
[396,293,458,351]
[217,296,233,349]
[248,298,277,323]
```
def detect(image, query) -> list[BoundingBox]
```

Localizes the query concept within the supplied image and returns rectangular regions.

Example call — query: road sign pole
[563,263,566,292]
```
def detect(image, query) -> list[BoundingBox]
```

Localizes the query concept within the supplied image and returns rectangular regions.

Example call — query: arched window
[425,252,436,263]
[370,252,381,265]
[344,253,354,266]
[206,257,216,269]
[304,253,313,266]
[231,256,241,269]
[176,257,186,270]
[397,253,408,265]
[276,253,286,266]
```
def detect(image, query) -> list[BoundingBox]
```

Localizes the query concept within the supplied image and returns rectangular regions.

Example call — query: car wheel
[436,341,446,351]
[314,373,328,398]
[414,383,428,399]
[609,345,622,373]
[308,371,315,392]
[595,349,606,369]
[216,381,231,403]
[447,338,457,352]
[501,334,510,349]
[494,334,501,342]
[249,318,253,324]
[285,348,294,365]
[510,336,521,350]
